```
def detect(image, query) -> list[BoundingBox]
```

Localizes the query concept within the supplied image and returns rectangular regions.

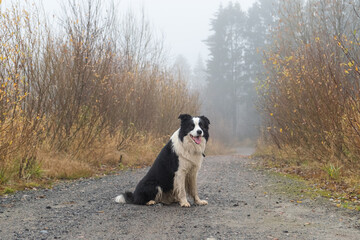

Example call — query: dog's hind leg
[159,191,175,205]
[146,200,156,205]
[146,186,162,206]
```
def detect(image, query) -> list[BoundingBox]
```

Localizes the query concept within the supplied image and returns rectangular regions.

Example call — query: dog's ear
[200,116,210,126]
[178,114,192,121]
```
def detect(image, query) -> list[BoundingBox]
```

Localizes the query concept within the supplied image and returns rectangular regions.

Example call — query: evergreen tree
[205,2,247,136]
[191,55,207,91]
[205,1,278,141]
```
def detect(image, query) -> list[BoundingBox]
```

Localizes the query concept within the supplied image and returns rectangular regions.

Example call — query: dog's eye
[191,123,195,128]
[199,122,203,127]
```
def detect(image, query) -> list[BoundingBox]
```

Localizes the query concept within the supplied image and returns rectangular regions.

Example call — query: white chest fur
[170,129,206,167]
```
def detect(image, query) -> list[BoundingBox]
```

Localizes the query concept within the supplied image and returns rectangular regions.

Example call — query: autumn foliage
[257,0,360,194]
[0,1,199,187]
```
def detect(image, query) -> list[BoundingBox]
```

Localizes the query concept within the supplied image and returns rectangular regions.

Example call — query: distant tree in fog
[191,55,207,91]
[173,54,192,86]
[204,0,277,141]
[241,0,278,138]
[245,0,277,79]
[205,2,247,135]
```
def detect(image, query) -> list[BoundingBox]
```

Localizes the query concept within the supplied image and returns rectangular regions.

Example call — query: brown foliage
[0,0,199,187]
[257,0,360,195]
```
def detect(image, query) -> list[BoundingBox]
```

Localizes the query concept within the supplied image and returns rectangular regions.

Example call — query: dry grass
[0,131,167,193]
[206,138,237,156]
[38,152,94,180]
[38,134,166,180]
[0,1,200,194]
[254,142,360,207]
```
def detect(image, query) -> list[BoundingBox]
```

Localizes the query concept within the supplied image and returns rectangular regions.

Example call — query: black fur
[118,114,210,205]
[178,114,210,142]
[199,116,210,141]
[123,141,179,205]
[178,114,194,142]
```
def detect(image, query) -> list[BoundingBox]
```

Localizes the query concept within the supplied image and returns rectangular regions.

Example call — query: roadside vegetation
[257,0,360,208]
[0,0,199,193]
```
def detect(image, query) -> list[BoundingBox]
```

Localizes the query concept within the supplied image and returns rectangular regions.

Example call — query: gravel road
[1,155,360,240]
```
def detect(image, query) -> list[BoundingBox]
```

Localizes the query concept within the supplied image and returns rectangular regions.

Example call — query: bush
[257,0,360,176]
[0,0,199,186]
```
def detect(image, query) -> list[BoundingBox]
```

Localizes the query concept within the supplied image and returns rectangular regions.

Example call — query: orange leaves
[259,21,360,167]
[285,55,293,62]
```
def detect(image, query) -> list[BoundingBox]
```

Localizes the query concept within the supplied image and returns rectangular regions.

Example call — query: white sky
[2,0,257,67]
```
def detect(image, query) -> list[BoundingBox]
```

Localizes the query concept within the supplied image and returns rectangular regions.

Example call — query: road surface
[1,155,359,239]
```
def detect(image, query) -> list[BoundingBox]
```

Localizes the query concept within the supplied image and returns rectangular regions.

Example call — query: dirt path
[1,155,359,239]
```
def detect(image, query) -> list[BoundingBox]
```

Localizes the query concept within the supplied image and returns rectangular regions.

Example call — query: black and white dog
[115,114,210,207]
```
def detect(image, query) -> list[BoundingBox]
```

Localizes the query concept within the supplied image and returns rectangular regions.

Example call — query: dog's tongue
[193,136,201,144]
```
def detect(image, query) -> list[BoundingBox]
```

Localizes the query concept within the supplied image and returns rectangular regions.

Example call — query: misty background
[2,0,267,146]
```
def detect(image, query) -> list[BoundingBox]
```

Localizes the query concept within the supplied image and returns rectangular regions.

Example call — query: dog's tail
[115,191,134,204]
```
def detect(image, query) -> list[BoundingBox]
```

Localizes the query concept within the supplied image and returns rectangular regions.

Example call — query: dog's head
[178,114,210,145]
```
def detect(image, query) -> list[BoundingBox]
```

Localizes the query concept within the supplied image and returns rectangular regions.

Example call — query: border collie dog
[115,114,210,207]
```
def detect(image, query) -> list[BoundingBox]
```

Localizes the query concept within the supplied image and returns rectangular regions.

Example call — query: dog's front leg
[187,169,208,206]
[174,170,190,207]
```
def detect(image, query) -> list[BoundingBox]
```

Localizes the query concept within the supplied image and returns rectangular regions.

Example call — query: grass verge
[0,132,166,195]
[0,133,238,195]
[254,144,360,211]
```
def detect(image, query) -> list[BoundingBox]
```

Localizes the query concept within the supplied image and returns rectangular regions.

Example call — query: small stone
[21,195,30,201]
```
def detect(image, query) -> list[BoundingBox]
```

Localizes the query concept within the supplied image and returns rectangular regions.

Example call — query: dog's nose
[197,130,202,135]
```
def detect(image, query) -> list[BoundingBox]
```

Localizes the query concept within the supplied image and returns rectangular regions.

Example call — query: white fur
[155,186,163,202]
[170,129,206,159]
[115,194,126,204]
[170,127,207,207]
[190,117,203,137]
[115,120,208,207]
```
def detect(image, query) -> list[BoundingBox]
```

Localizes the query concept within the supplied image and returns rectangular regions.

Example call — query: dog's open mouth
[190,135,201,144]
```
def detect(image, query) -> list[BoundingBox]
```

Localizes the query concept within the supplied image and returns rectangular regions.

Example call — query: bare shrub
[258,0,360,183]
[0,0,199,186]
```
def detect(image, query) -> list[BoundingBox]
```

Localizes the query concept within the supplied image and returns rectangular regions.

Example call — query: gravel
[1,155,359,239]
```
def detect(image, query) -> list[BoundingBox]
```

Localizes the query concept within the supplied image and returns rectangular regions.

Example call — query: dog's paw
[195,199,208,206]
[146,200,156,206]
[180,201,191,207]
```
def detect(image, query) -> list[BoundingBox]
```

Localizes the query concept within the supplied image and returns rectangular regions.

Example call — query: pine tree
[205,1,278,140]
[205,2,247,135]
[191,55,207,90]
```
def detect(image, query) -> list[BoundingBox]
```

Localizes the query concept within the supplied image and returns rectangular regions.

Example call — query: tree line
[204,0,360,184]
[204,0,277,143]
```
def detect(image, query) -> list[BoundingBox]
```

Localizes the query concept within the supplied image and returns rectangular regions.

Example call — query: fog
[2,0,273,146]
[121,0,268,145]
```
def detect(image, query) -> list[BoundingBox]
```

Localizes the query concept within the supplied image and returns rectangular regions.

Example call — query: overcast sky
[121,0,257,67]
[2,0,257,67]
